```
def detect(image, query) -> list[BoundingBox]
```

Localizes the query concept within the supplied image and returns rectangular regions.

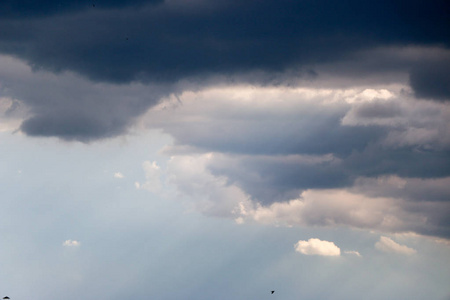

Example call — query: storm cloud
[0,0,449,139]
[1,0,449,83]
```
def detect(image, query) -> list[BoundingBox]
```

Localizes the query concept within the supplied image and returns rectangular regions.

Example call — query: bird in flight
[271,291,275,294]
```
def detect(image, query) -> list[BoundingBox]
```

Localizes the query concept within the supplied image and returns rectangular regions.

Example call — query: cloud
[0,1,449,140]
[375,236,416,255]
[0,0,162,18]
[114,172,124,179]
[294,238,341,256]
[1,0,449,242]
[0,55,170,141]
[148,85,450,191]
[158,152,450,238]
[62,240,80,247]
[0,96,26,132]
[138,161,163,193]
[409,54,450,101]
[165,154,251,218]
[344,251,361,257]
[135,85,450,239]
[1,0,448,84]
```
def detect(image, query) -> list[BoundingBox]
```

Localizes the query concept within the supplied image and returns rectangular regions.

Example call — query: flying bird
[271,291,275,294]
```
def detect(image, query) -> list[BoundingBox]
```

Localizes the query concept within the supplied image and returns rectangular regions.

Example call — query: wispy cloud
[375,236,416,255]
[344,250,362,257]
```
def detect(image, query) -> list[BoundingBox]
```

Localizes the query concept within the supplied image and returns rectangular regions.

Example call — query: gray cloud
[0,0,449,139]
[148,88,450,204]
[142,86,450,238]
[410,58,450,101]
[0,55,169,141]
[353,176,450,203]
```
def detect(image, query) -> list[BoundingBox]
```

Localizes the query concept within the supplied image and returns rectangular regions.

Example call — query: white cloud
[295,238,341,256]
[164,154,252,218]
[140,161,163,193]
[62,240,81,247]
[114,172,124,179]
[344,250,362,257]
[248,189,404,230]
[375,236,416,255]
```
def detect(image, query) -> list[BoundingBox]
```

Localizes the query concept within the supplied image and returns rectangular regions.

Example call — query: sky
[0,0,450,299]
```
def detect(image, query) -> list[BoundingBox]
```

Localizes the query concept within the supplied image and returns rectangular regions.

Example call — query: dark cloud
[351,100,403,119]
[410,58,450,101]
[0,0,162,18]
[207,155,351,204]
[205,146,450,205]
[1,0,449,83]
[20,112,128,141]
[0,55,168,142]
[167,114,386,157]
[353,176,450,203]
[0,0,449,140]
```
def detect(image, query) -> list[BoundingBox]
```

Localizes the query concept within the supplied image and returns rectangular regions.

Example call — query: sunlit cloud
[375,236,416,255]
[294,238,341,256]
[344,250,362,257]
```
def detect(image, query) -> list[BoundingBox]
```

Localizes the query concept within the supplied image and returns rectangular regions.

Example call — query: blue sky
[1,128,449,300]
[1,1,450,299]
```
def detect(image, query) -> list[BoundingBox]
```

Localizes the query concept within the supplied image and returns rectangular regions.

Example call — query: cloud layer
[0,1,449,140]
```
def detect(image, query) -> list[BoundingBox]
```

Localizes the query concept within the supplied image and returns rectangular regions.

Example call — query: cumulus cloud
[294,238,341,256]
[135,84,450,238]
[62,240,80,247]
[375,236,416,255]
[155,152,449,237]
